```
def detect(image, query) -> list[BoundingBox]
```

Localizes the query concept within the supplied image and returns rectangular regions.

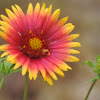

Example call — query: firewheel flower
[0,3,80,85]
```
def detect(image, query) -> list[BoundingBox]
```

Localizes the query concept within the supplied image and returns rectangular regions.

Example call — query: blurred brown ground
[0,0,100,100]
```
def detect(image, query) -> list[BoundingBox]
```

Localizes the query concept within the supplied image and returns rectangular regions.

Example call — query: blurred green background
[0,0,100,100]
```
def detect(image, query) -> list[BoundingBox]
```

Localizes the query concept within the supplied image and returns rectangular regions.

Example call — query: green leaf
[7,64,15,74]
[96,55,100,60]
[97,59,100,65]
[83,60,94,68]
[0,58,4,62]
[9,68,22,74]
[97,73,100,77]
[0,62,3,72]
[90,76,100,82]
[94,68,99,73]
[96,55,100,62]
[82,60,89,65]
[2,62,5,71]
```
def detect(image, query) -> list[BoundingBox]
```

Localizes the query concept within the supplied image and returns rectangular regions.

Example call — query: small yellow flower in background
[0,3,81,85]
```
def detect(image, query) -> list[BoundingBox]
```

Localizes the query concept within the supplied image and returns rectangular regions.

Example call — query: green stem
[23,73,28,100]
[0,75,5,92]
[85,80,97,100]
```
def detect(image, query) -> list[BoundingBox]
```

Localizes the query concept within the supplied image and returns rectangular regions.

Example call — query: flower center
[21,31,50,59]
[29,38,42,50]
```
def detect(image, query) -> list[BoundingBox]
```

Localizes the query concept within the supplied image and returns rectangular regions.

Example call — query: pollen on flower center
[21,31,50,58]
[29,38,43,50]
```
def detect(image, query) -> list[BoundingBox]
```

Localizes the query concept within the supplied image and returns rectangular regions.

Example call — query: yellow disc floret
[29,37,42,50]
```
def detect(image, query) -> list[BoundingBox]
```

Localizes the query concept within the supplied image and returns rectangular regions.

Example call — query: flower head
[0,3,81,85]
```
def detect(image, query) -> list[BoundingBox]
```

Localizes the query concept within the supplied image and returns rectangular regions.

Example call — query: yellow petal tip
[48,80,53,86]
[43,2,45,6]
[33,75,37,80]
[22,70,27,76]
[5,8,9,12]
[29,3,32,5]
[77,43,81,47]
[65,16,69,21]
[14,67,17,70]
[66,55,80,62]
[1,52,9,58]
